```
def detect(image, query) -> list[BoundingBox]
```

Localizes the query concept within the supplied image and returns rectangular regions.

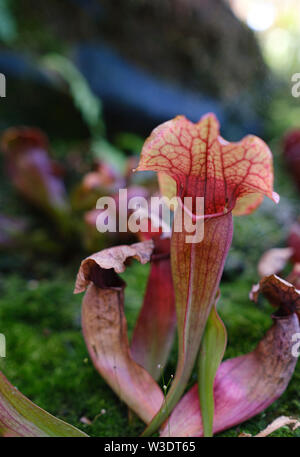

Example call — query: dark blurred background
[0,0,287,139]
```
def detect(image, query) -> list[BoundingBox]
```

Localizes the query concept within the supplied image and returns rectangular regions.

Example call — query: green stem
[197,294,227,437]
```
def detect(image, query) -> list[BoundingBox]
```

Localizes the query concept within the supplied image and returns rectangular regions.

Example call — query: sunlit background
[230,0,300,74]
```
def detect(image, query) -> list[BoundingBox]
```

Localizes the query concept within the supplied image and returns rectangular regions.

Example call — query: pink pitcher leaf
[251,416,300,437]
[197,291,227,437]
[131,237,176,380]
[136,113,278,217]
[257,248,293,277]
[160,310,299,437]
[142,212,233,436]
[1,128,68,216]
[250,274,300,318]
[0,372,87,437]
[138,113,278,436]
[74,240,164,423]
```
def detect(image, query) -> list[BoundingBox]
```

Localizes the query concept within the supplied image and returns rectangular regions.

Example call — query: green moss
[0,273,146,437]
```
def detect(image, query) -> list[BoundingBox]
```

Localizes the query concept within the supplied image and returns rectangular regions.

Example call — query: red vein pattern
[139,113,278,436]
[137,113,279,215]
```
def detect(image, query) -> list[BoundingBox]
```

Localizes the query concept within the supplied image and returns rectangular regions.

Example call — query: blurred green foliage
[0,0,17,44]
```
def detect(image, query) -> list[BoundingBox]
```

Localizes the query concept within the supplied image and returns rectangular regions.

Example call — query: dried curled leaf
[137,114,278,216]
[0,372,87,437]
[75,240,154,292]
[250,274,300,318]
[74,240,164,424]
[239,416,300,437]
